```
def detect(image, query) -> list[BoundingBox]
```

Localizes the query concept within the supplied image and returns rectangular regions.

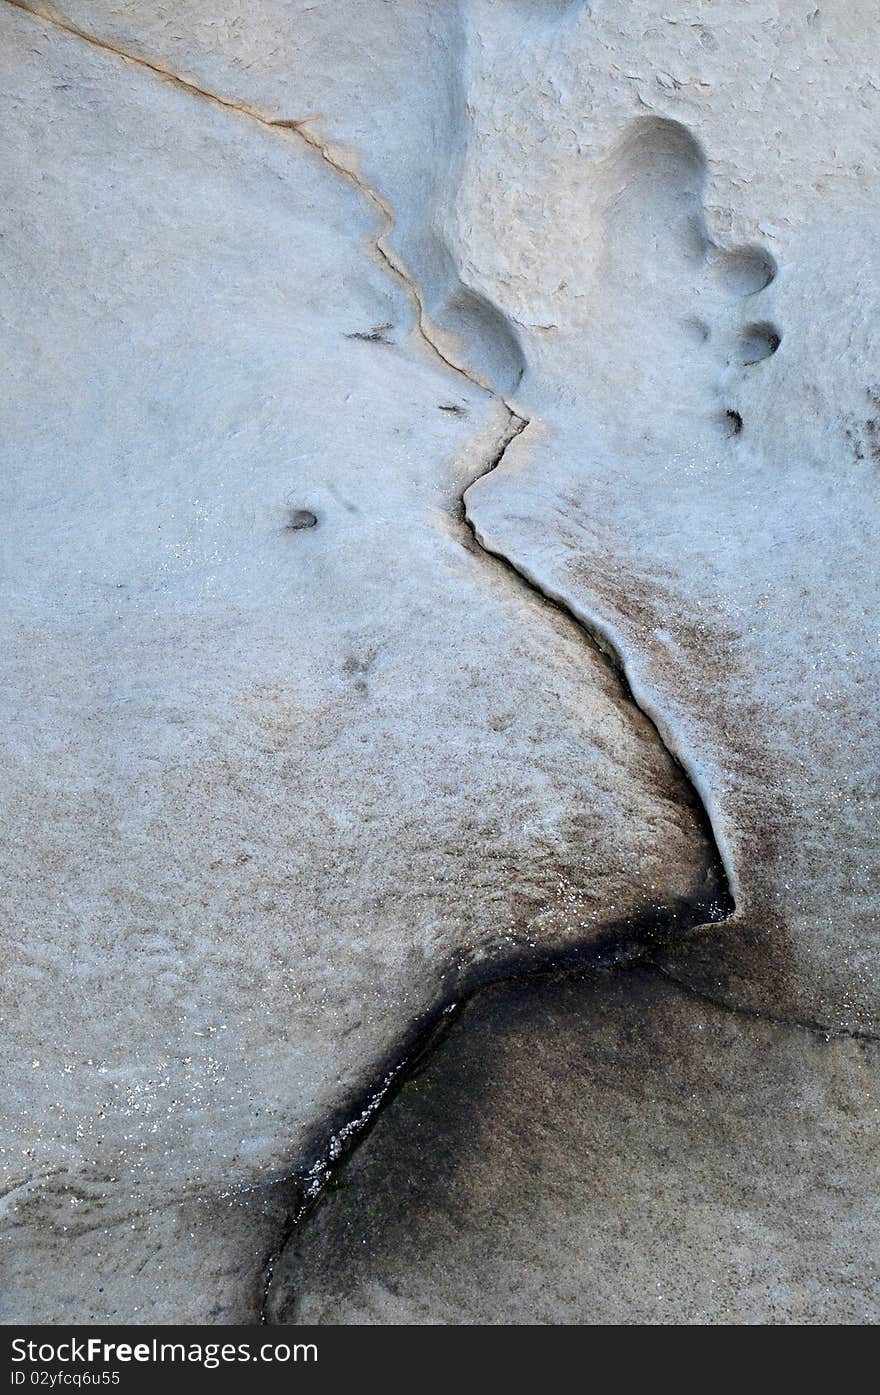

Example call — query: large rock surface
[2,0,878,1325]
[19,0,880,1036]
[0,1,721,1319]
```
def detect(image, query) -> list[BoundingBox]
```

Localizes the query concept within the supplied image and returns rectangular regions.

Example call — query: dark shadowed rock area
[269,966,880,1325]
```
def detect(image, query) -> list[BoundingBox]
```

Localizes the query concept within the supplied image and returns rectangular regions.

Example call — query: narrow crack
[650,964,880,1045]
[3,0,492,396]
[460,430,728,861]
[4,0,297,121]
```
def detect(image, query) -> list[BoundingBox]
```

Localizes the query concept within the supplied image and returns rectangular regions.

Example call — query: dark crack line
[258,950,880,1317]
[256,387,737,1317]
[649,963,880,1045]
[461,424,730,890]
[7,0,738,1323]
[255,904,725,1323]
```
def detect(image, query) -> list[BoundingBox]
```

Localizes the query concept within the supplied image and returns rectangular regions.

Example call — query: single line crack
[3,0,493,397]
[461,424,725,856]
[650,964,880,1045]
[4,0,294,119]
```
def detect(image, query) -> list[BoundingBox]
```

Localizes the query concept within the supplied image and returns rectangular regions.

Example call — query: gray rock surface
[0,1,721,1320]
[2,0,878,1326]
[1,1184,289,1325]
[269,967,880,1325]
[23,0,880,1036]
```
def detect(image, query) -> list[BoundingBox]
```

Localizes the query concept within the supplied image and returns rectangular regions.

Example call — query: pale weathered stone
[24,0,880,1034]
[0,2,720,1319]
[2,0,878,1327]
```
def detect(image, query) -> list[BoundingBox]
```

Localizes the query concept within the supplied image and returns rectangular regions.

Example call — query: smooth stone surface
[4,0,878,1329]
[269,967,880,1325]
[0,4,720,1319]
[25,0,880,1034]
